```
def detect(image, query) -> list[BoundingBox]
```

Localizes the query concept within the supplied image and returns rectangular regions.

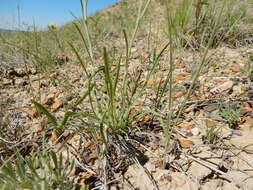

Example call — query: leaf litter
[1,10,253,189]
[1,44,253,190]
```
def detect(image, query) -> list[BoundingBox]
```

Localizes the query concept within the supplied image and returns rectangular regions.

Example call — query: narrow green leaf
[58,112,77,129]
[50,151,58,169]
[32,100,58,128]
[103,47,113,100]
[123,29,129,58]
[68,41,89,77]
[26,159,40,179]
[1,162,16,180]
[72,83,94,107]
[15,159,26,180]
[113,56,122,96]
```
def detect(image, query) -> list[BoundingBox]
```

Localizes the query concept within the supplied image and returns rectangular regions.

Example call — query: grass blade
[32,100,58,128]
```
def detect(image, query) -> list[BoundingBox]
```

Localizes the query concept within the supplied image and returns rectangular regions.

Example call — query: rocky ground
[1,42,253,190]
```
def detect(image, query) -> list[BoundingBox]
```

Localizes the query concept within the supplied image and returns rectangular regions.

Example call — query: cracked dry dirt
[1,45,253,190]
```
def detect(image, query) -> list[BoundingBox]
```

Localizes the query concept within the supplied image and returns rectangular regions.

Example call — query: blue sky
[0,0,118,30]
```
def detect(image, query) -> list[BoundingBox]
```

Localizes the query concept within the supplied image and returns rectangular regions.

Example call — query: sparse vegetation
[203,124,221,144]
[1,0,253,189]
[0,149,76,190]
[219,102,241,128]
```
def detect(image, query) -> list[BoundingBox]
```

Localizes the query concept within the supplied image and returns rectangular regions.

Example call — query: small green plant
[160,0,227,150]
[163,0,250,49]
[219,103,241,128]
[32,100,76,134]
[68,0,153,154]
[202,125,221,144]
[0,149,76,190]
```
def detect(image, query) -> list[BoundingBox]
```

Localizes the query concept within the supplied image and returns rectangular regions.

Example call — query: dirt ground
[1,44,253,190]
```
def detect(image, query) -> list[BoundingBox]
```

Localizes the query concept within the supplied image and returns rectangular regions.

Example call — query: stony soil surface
[1,44,253,190]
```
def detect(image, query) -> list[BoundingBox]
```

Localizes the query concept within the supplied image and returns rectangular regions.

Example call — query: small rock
[51,98,67,112]
[23,106,38,118]
[42,93,55,105]
[2,78,13,85]
[210,80,234,94]
[230,129,243,136]
[145,162,156,173]
[191,127,200,136]
[173,72,190,82]
[33,81,45,89]
[230,64,242,72]
[232,85,244,97]
[188,161,212,179]
[179,139,195,149]
[131,47,137,54]
[205,119,218,128]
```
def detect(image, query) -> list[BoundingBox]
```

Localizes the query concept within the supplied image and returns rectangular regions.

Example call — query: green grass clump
[0,149,76,190]
[219,103,241,128]
[203,125,221,144]
[161,0,252,49]
[67,0,155,154]
[32,100,76,135]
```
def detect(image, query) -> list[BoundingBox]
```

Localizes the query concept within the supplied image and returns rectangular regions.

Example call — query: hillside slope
[1,0,253,189]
